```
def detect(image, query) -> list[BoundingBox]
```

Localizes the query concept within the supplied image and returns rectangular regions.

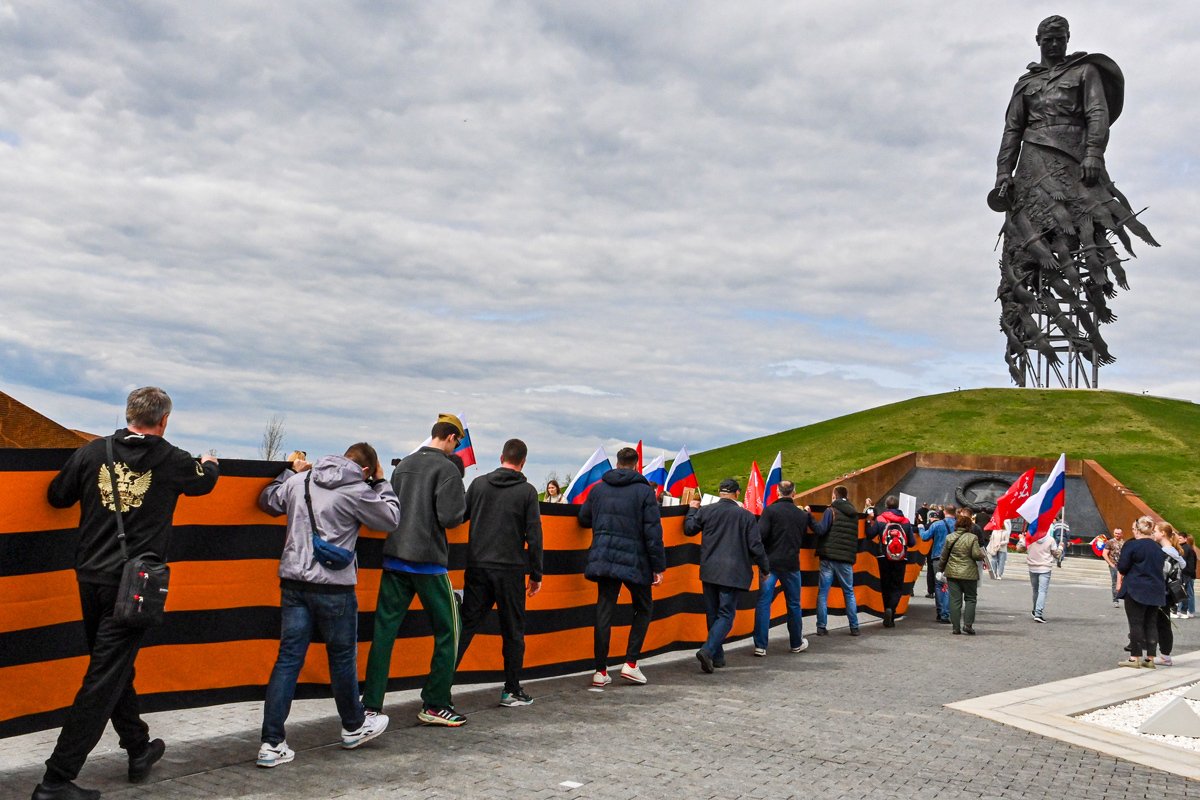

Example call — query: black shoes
[937,617,952,624]
[816,627,828,636]
[129,738,166,783]
[31,781,100,800]
[848,628,861,637]
[964,627,976,635]
[883,609,895,628]
[695,649,714,673]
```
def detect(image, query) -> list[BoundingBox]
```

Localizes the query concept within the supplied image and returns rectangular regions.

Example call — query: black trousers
[456,567,527,693]
[1155,603,1174,656]
[593,577,653,672]
[45,582,150,784]
[1123,598,1159,657]
[925,558,937,595]
[878,558,907,612]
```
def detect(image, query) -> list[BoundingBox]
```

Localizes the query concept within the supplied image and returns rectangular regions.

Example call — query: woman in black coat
[1116,516,1167,668]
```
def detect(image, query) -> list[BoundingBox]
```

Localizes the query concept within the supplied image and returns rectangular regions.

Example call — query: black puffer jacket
[816,497,860,564]
[578,469,666,585]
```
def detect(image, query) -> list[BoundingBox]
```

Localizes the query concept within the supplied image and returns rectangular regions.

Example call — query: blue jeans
[700,583,741,662]
[990,548,1007,578]
[262,588,364,745]
[753,570,803,650]
[816,559,859,631]
[1029,571,1051,617]
[933,561,950,621]
[1180,579,1196,615]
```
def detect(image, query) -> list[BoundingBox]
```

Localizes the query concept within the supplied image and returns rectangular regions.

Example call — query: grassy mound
[689,389,1200,533]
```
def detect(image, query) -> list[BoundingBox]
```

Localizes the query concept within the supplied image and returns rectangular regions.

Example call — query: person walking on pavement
[1022,525,1063,623]
[1152,522,1185,666]
[812,486,862,636]
[363,414,468,727]
[455,438,544,706]
[578,447,666,688]
[936,509,989,635]
[867,495,917,628]
[752,481,812,656]
[685,478,769,672]
[255,443,399,767]
[920,505,956,625]
[34,387,219,800]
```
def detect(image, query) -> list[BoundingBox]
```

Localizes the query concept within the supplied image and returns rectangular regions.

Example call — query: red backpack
[881,521,908,561]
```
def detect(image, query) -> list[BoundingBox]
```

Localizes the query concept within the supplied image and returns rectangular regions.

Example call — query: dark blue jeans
[700,583,741,662]
[753,570,803,650]
[262,588,364,745]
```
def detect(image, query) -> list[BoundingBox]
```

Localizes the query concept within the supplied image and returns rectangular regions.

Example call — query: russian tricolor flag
[642,454,667,488]
[664,446,698,498]
[453,428,477,469]
[763,451,783,506]
[565,446,612,505]
[1017,453,1066,543]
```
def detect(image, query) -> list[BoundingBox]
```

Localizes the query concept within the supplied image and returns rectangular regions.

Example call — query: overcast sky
[2,1,1197,484]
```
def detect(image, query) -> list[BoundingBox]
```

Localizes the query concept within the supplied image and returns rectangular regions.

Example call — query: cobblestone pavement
[2,567,1196,799]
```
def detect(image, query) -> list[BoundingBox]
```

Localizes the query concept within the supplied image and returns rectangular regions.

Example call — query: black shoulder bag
[107,436,171,628]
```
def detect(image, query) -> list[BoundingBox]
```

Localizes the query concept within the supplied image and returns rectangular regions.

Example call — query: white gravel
[1078,682,1200,751]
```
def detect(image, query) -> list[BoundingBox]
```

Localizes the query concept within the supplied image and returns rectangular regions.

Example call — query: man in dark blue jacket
[684,478,769,673]
[579,447,666,688]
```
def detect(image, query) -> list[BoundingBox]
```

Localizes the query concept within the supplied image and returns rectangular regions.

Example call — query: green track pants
[362,571,460,710]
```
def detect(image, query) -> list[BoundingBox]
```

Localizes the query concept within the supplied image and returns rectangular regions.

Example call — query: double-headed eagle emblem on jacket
[97,463,153,512]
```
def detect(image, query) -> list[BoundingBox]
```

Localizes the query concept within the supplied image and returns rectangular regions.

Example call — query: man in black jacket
[579,447,666,688]
[752,481,812,656]
[813,485,861,636]
[866,495,918,628]
[455,439,543,707]
[684,478,769,673]
[34,387,219,800]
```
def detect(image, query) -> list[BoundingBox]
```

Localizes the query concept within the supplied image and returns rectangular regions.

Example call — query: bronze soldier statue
[991,15,1157,386]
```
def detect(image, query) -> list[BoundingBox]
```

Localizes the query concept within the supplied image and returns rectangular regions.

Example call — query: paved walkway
[2,564,1196,800]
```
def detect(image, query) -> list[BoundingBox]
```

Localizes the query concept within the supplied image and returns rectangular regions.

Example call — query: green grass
[687,389,1200,532]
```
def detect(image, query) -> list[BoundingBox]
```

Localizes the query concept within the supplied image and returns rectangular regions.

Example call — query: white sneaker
[619,663,647,684]
[790,638,810,653]
[590,670,612,688]
[753,647,767,657]
[341,711,389,749]
[256,741,295,768]
[1156,654,1174,666]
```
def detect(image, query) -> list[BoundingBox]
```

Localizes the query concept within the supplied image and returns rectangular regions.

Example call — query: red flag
[745,460,764,515]
[636,440,643,473]
[984,468,1036,530]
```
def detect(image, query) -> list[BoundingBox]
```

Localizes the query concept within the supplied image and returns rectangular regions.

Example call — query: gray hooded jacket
[259,455,401,588]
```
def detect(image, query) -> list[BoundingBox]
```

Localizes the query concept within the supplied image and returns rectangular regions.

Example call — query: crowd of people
[25,386,1195,800]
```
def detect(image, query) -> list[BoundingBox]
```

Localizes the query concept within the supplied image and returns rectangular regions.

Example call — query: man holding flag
[1017,455,1066,623]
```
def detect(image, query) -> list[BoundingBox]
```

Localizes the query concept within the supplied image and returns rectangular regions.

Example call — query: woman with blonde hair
[1152,521,1186,665]
[1116,516,1166,668]
[937,509,988,635]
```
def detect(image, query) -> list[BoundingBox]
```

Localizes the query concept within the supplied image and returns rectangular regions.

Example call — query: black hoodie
[462,466,543,580]
[47,429,220,585]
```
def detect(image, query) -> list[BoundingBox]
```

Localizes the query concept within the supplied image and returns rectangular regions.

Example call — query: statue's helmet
[1036,15,1069,38]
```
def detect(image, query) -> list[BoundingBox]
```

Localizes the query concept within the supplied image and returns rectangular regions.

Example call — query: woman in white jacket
[986,521,1010,579]
[1022,529,1062,623]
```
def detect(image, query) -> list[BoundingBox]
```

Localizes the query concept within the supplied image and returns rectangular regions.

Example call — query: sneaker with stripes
[417,706,467,727]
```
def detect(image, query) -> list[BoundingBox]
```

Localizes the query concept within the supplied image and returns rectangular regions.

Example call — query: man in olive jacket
[812,485,861,636]
[684,478,769,673]
[579,447,666,687]
[363,414,468,727]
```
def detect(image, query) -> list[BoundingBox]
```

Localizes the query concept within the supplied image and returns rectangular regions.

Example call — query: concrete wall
[1082,459,1162,534]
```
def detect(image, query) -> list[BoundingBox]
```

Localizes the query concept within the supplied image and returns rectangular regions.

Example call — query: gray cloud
[1,1,1196,483]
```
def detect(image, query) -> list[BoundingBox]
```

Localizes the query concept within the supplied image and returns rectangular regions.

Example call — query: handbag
[107,437,171,628]
[305,473,355,570]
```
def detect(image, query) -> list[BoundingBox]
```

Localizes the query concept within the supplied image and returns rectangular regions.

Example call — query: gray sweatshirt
[259,455,401,588]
